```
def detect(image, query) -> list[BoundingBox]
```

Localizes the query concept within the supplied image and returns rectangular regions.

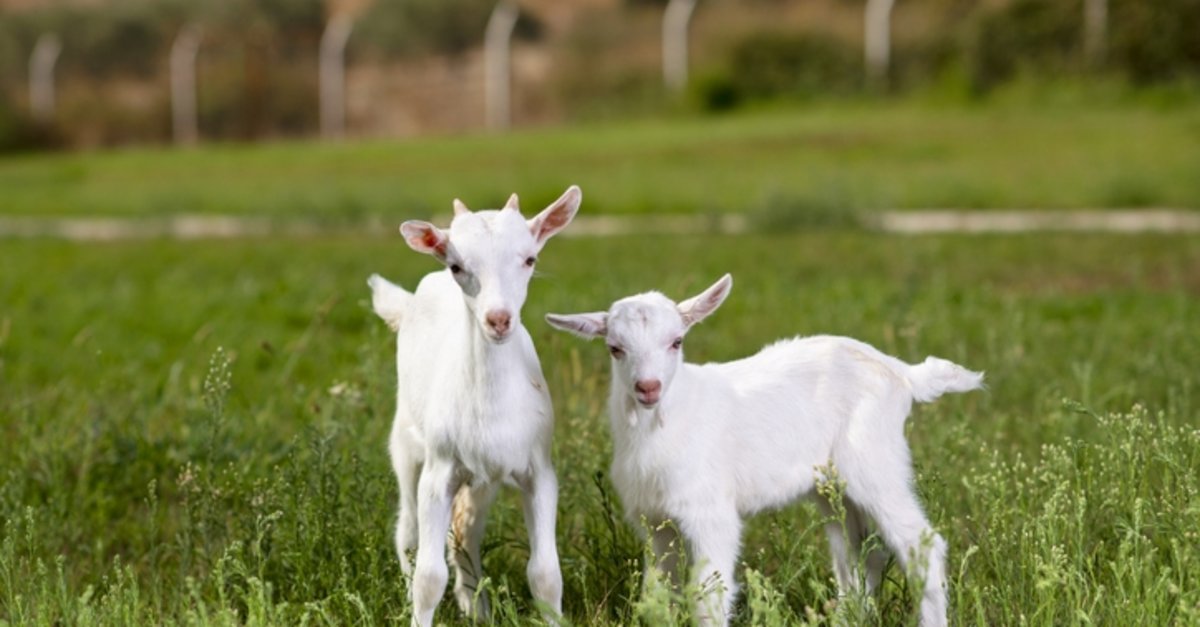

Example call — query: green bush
[747,186,866,232]
[691,71,742,112]
[1109,0,1200,83]
[692,31,860,111]
[891,32,961,94]
[0,98,64,153]
[728,31,860,100]
[966,0,1083,94]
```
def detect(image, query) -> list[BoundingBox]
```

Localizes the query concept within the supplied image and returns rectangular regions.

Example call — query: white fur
[546,274,982,627]
[370,186,581,627]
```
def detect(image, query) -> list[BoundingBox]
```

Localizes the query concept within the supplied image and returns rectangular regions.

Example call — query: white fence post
[170,24,203,145]
[1083,0,1107,68]
[320,14,355,140]
[864,0,896,87]
[29,34,62,123]
[485,0,519,131]
[662,0,697,92]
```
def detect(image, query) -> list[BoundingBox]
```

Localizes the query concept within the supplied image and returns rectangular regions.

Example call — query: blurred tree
[354,0,542,58]
[0,2,186,79]
[356,0,496,57]
[966,0,1200,92]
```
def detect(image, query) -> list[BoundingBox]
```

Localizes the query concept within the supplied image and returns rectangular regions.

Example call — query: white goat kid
[369,186,581,627]
[546,274,982,627]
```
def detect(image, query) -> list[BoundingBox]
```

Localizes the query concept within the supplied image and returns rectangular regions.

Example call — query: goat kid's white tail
[367,274,411,332]
[907,356,984,403]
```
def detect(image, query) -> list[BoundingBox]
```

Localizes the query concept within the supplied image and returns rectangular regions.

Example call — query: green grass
[2,103,1200,221]
[2,231,1198,624]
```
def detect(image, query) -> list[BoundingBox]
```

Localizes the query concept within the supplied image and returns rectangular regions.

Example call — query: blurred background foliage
[353,0,543,58]
[0,0,329,148]
[0,0,1198,152]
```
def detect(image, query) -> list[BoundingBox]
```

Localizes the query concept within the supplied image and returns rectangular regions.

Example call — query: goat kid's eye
[608,345,625,359]
[524,256,537,268]
[671,337,683,350]
[449,263,463,274]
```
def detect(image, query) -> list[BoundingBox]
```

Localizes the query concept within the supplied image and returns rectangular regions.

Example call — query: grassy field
[2,103,1200,222]
[2,228,1198,624]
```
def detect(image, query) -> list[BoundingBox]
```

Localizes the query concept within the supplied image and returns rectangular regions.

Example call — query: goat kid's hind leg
[519,460,563,619]
[820,498,886,597]
[411,459,458,627]
[449,482,500,622]
[390,430,422,576]
[854,481,947,627]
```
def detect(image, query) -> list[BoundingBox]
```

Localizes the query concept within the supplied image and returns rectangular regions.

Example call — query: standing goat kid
[546,274,982,627]
[369,186,581,627]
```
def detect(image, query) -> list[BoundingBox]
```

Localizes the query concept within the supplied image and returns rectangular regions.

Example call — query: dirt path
[877,209,1200,233]
[1,210,1197,241]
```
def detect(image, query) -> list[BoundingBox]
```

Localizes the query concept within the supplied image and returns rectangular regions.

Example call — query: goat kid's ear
[545,312,607,339]
[399,220,450,261]
[528,185,582,246]
[503,193,520,212]
[677,273,733,328]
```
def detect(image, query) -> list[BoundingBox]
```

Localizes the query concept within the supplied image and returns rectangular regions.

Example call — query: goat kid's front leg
[684,515,742,627]
[518,460,563,620]
[411,459,458,627]
[647,521,684,590]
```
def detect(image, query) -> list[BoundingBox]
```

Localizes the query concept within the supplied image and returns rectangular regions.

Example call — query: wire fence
[0,0,1196,150]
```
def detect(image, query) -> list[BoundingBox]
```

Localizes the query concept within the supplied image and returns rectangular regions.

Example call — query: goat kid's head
[401,185,581,344]
[546,274,732,408]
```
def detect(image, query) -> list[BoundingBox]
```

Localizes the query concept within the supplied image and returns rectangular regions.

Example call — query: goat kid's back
[617,334,983,517]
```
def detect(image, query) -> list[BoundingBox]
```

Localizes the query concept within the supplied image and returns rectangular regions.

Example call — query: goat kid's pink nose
[485,310,512,335]
[635,380,662,395]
